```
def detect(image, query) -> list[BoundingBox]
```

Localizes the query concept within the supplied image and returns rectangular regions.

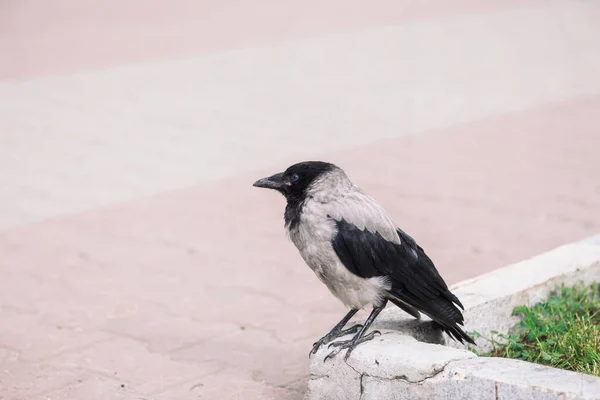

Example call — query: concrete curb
[306,235,600,399]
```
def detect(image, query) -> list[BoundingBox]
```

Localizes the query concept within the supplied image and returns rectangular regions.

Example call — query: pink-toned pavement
[1,1,600,399]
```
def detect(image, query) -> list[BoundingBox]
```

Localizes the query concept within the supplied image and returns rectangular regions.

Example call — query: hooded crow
[253,161,475,360]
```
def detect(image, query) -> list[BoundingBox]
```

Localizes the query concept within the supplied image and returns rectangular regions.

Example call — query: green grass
[469,281,600,377]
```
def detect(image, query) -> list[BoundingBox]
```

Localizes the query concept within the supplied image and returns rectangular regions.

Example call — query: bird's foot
[309,324,363,357]
[324,330,381,362]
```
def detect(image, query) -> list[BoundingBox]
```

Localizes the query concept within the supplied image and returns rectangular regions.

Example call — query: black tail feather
[388,287,475,345]
[433,321,476,345]
[389,298,421,320]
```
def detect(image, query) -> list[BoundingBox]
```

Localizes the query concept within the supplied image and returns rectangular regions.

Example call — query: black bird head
[252,161,337,201]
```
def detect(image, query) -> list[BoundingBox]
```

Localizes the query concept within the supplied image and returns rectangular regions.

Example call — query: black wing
[331,218,474,345]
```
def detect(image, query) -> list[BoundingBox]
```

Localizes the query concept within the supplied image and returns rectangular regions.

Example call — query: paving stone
[35,377,143,400]
[0,306,111,361]
[103,312,239,353]
[152,368,303,400]
[251,309,352,343]
[0,349,90,399]
[45,338,223,395]
[171,327,307,387]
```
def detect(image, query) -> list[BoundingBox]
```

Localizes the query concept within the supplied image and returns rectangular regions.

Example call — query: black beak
[252,172,286,191]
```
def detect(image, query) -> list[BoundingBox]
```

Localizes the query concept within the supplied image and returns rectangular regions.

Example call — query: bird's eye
[290,173,300,183]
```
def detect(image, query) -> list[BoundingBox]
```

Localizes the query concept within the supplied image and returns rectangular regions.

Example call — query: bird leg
[324,302,386,362]
[309,309,360,357]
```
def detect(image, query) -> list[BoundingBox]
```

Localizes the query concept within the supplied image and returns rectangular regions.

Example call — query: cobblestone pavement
[1,0,600,399]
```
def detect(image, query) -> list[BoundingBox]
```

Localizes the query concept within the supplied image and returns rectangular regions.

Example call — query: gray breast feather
[289,205,393,309]
[287,176,402,309]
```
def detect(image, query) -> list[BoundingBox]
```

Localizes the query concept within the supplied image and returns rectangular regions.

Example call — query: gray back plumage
[297,168,401,245]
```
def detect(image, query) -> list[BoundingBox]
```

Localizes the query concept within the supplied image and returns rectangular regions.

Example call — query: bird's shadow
[370,313,446,345]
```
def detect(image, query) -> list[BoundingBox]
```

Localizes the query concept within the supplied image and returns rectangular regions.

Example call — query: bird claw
[323,346,343,362]
[309,339,326,358]
[324,330,381,361]
[309,324,363,358]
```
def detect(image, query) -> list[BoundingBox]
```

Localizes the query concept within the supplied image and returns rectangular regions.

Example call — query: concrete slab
[445,358,600,400]
[308,333,475,399]
[357,357,600,400]
[450,239,600,351]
